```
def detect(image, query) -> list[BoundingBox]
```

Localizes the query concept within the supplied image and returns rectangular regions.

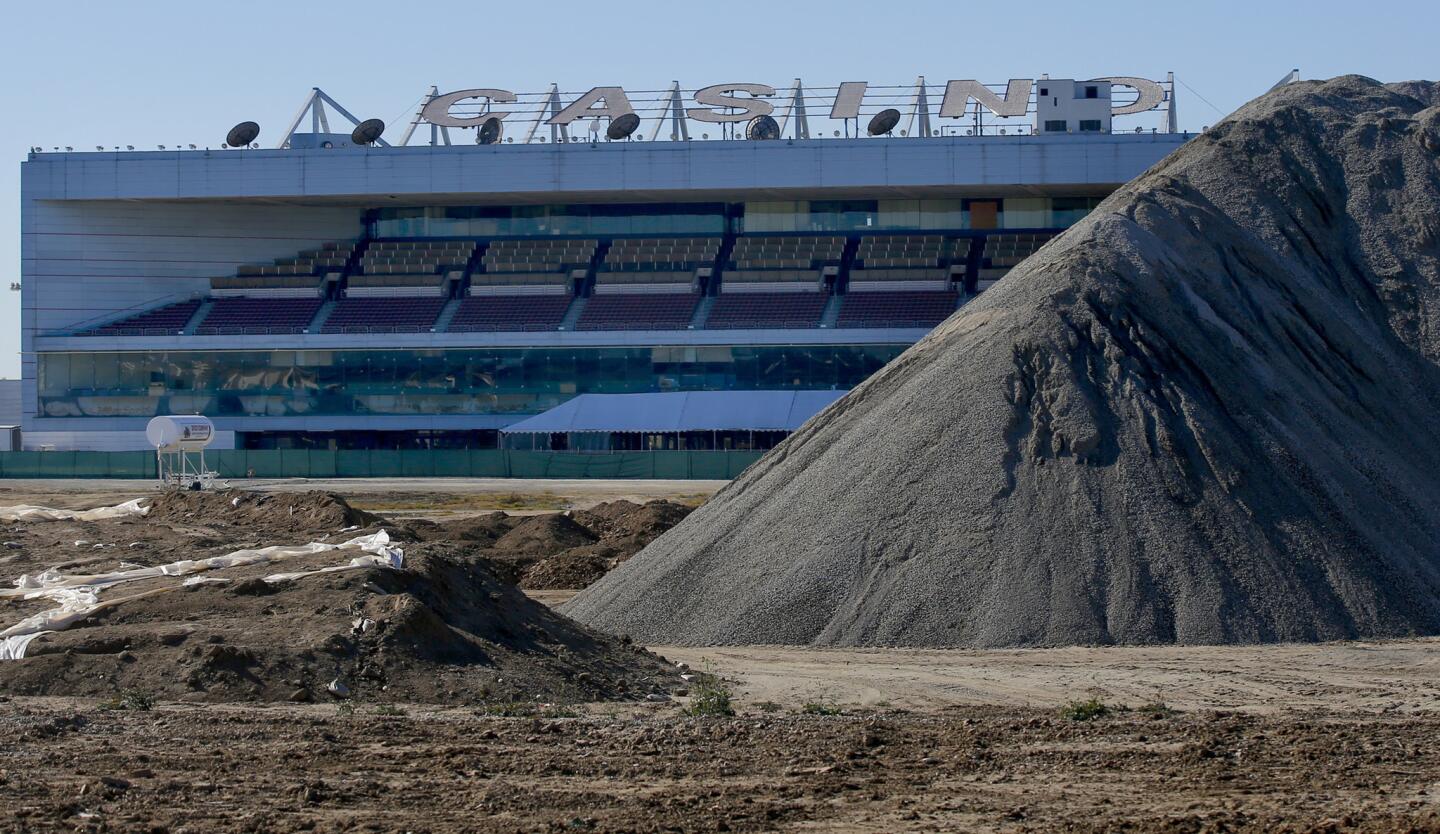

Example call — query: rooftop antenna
[225,121,260,148]
[606,112,641,140]
[477,117,503,145]
[746,115,781,141]
[351,118,386,146]
[867,108,901,136]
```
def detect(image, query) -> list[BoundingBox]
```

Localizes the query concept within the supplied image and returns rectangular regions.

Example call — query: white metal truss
[1166,72,1179,133]
[1268,68,1300,92]
[277,88,392,150]
[902,76,933,139]
[521,84,571,144]
[774,78,811,140]
[397,87,436,147]
[647,82,690,142]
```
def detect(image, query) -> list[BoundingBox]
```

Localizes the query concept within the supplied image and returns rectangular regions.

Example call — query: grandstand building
[19,77,1190,451]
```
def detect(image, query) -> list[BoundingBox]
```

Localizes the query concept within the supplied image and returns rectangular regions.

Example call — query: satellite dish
[226,121,260,147]
[351,118,385,145]
[746,115,780,141]
[477,117,503,145]
[867,108,901,136]
[607,112,641,140]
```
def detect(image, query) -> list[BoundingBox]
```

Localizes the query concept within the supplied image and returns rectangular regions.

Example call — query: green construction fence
[0,450,764,480]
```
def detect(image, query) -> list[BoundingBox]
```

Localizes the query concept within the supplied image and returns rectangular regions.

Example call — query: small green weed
[1060,698,1110,721]
[477,702,578,719]
[1138,700,1178,719]
[683,670,735,718]
[478,701,539,718]
[373,704,406,717]
[98,689,154,712]
[801,701,843,716]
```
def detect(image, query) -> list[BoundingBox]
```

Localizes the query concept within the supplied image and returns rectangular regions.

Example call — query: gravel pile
[566,76,1440,647]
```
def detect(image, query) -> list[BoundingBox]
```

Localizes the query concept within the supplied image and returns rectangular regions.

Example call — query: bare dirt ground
[4,683,1439,833]
[661,641,1440,715]
[4,482,1440,832]
[0,478,723,518]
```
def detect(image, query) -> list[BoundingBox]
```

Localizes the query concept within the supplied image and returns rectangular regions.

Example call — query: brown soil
[1,700,1437,833]
[410,499,694,590]
[142,490,381,535]
[0,491,681,704]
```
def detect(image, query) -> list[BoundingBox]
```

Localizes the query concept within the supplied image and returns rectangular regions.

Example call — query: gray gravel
[564,76,1440,647]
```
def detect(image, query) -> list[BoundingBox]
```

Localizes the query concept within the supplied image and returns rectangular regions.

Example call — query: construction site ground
[2,479,1437,833]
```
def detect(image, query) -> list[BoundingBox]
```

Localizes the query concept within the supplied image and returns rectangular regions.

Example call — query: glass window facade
[373,203,727,238]
[372,197,1099,239]
[1050,196,1105,228]
[37,346,906,420]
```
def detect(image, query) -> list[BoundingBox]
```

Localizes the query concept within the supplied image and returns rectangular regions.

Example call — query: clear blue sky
[1,0,1435,378]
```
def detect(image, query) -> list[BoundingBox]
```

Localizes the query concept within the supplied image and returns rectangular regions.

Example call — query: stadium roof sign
[396,75,1177,146]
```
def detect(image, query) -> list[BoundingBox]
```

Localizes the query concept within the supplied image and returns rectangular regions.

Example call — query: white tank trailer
[146,415,217,489]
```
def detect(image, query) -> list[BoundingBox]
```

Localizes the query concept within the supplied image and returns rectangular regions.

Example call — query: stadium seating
[706,292,828,329]
[210,275,326,297]
[360,240,474,276]
[83,299,202,336]
[234,242,354,278]
[221,242,354,298]
[321,297,447,334]
[474,239,596,293]
[837,291,959,328]
[724,235,844,288]
[76,231,1063,338]
[448,295,572,332]
[849,235,954,288]
[596,237,721,289]
[977,232,1055,287]
[346,273,451,298]
[575,293,698,330]
[194,298,323,335]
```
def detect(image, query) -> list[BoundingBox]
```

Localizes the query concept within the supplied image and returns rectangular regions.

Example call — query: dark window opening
[1044,120,1068,133]
[1079,119,1103,132]
[240,430,499,450]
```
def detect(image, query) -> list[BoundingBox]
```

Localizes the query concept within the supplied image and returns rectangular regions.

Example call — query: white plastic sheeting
[0,499,150,523]
[0,530,403,660]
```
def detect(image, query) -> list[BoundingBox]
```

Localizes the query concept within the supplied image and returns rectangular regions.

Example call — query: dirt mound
[404,501,692,590]
[414,511,514,544]
[566,76,1440,647]
[571,500,693,551]
[517,501,696,590]
[2,538,680,703]
[520,549,614,591]
[493,513,598,555]
[145,490,380,536]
